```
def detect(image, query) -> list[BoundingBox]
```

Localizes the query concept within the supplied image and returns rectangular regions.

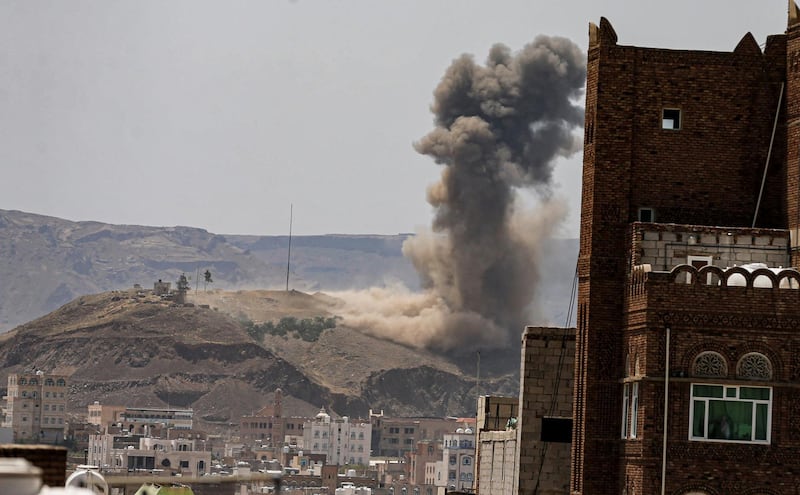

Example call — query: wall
[633,224,790,273]
[477,430,516,495]
[515,327,575,495]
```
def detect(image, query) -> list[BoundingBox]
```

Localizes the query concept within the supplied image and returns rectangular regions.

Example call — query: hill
[0,208,577,334]
[0,209,418,333]
[0,289,518,429]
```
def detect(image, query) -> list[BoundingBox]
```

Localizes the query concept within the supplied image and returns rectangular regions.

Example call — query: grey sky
[0,1,786,236]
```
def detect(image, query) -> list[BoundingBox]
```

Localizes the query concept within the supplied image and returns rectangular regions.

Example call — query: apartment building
[2,372,68,443]
[303,409,371,466]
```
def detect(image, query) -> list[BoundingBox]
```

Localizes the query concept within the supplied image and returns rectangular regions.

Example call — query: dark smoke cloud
[337,36,585,352]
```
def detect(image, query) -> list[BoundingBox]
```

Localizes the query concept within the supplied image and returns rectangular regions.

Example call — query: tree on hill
[177,273,190,291]
[204,270,213,292]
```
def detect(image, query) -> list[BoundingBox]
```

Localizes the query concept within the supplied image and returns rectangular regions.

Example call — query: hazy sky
[0,1,787,236]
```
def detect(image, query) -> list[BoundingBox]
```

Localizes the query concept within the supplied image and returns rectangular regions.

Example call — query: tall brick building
[574,6,800,494]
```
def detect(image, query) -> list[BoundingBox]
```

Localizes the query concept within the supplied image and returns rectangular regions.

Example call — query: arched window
[737,353,773,380]
[44,378,54,386]
[18,378,26,385]
[56,379,66,386]
[29,378,38,385]
[692,351,728,378]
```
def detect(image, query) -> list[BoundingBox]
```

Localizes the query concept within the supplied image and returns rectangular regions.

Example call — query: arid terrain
[0,288,519,431]
[0,208,577,430]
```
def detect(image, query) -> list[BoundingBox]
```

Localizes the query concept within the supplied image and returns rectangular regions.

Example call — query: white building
[88,433,211,476]
[434,428,475,493]
[303,409,371,466]
[121,406,193,431]
[1,372,68,443]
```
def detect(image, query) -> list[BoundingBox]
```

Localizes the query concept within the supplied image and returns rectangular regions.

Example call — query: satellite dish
[65,466,109,495]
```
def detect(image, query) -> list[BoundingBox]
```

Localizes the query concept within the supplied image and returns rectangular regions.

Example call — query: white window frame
[689,383,772,444]
[662,108,681,130]
[621,383,630,438]
[630,382,639,439]
[687,255,713,285]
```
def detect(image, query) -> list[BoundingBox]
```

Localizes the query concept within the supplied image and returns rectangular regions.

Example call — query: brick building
[239,388,308,447]
[574,7,800,495]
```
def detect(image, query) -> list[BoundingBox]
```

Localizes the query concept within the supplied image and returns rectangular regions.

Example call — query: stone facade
[2,372,68,444]
[574,8,800,495]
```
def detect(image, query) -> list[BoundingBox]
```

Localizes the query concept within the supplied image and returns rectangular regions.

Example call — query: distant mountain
[0,209,578,333]
[0,209,416,333]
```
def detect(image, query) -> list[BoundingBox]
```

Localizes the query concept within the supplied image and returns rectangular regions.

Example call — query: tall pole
[660,326,671,495]
[286,204,293,291]
[476,351,481,397]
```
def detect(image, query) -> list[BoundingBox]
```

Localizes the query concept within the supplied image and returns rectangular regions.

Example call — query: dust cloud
[337,36,585,353]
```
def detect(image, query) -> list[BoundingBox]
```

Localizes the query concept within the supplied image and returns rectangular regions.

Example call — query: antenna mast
[286,204,293,291]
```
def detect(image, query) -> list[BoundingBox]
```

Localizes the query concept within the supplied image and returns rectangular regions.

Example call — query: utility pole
[286,204,293,291]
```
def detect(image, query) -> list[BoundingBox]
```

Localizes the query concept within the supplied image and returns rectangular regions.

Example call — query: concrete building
[1,372,68,443]
[433,428,475,493]
[303,408,371,466]
[86,402,193,433]
[87,401,126,429]
[88,433,211,476]
[407,439,443,495]
[121,406,193,432]
[572,7,800,494]
[370,410,465,459]
[475,328,574,495]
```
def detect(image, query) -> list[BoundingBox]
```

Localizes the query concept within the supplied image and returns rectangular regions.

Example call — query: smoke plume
[338,36,585,352]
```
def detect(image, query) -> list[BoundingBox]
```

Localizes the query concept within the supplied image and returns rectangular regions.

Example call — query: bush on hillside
[243,315,339,342]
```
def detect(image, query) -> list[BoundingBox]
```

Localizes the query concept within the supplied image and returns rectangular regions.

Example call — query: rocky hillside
[0,289,519,429]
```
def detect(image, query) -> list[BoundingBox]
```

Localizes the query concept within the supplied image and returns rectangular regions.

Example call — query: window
[690,384,771,443]
[449,455,456,465]
[637,207,654,223]
[630,383,639,438]
[693,351,728,378]
[462,457,471,465]
[622,383,631,438]
[736,353,773,380]
[687,255,713,284]
[404,428,414,434]
[662,108,681,129]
